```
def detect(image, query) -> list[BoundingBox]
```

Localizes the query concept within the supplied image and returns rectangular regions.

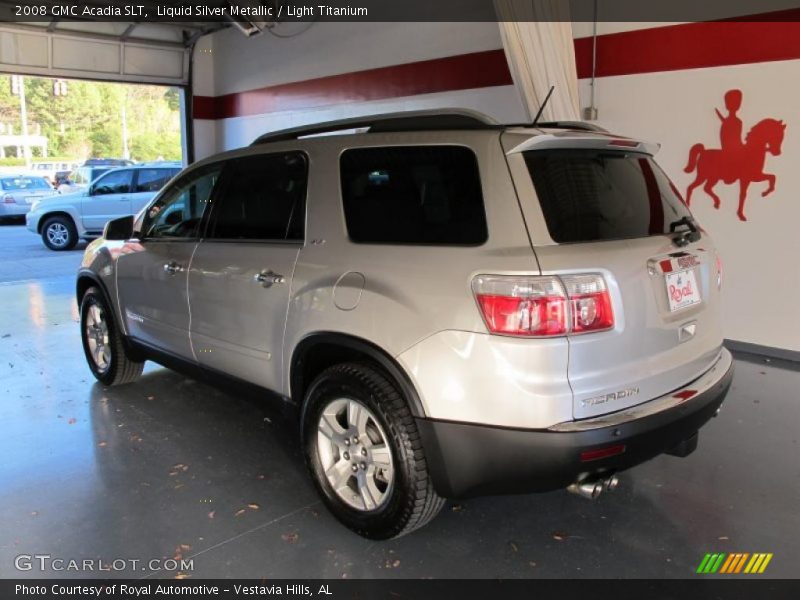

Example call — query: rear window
[2,177,51,191]
[524,149,692,243]
[134,168,177,193]
[340,146,487,245]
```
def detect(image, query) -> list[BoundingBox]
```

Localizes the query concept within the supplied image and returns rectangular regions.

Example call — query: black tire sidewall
[301,366,415,539]
[42,216,77,251]
[80,288,119,386]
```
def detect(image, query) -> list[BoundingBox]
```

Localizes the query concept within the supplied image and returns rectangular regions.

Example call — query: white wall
[577,35,799,352]
[191,20,796,352]
[191,21,526,153]
[191,34,217,161]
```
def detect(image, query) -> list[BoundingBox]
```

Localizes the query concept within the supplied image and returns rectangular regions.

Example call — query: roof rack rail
[251,109,501,145]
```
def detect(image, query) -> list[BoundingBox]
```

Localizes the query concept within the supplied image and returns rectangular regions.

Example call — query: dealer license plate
[666,269,701,312]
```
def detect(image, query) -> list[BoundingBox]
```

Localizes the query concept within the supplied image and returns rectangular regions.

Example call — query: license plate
[666,269,701,312]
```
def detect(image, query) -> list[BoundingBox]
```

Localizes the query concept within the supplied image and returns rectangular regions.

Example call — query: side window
[91,170,132,196]
[340,146,487,245]
[207,152,307,241]
[134,169,175,193]
[141,166,221,240]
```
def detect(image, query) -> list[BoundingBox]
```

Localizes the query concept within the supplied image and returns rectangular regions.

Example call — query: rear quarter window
[340,145,487,245]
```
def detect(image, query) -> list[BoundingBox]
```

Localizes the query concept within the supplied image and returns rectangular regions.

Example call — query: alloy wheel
[84,303,110,373]
[317,397,394,512]
[46,223,69,248]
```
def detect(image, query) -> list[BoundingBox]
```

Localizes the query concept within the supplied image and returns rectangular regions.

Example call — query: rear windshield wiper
[669,216,701,247]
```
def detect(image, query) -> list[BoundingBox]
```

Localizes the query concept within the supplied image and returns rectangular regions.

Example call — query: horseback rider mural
[684,89,786,221]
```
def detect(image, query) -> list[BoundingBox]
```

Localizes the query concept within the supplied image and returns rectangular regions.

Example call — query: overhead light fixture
[226,1,276,37]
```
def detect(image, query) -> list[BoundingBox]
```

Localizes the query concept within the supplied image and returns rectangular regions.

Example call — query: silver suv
[76,110,733,539]
[27,162,181,250]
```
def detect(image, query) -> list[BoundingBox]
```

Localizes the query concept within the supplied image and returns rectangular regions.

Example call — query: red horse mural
[684,89,786,221]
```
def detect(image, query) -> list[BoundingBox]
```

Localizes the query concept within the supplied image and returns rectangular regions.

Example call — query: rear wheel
[80,286,144,386]
[302,363,445,539]
[41,215,78,250]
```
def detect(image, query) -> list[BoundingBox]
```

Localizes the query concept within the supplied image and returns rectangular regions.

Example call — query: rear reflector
[580,444,626,462]
[472,274,614,337]
[673,389,697,401]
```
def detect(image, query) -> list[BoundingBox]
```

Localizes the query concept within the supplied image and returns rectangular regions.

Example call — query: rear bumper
[417,348,734,498]
[0,204,30,216]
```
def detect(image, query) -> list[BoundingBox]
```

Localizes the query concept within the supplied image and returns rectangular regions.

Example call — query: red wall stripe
[574,13,800,79]
[193,12,800,120]
[193,49,512,120]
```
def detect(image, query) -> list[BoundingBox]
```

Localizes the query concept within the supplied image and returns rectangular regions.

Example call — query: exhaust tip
[567,474,619,500]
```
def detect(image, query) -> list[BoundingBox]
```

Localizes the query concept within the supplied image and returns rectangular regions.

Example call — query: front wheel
[41,215,78,250]
[80,286,144,386]
[302,363,445,539]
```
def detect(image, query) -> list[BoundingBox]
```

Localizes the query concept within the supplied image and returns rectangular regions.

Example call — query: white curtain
[495,0,580,122]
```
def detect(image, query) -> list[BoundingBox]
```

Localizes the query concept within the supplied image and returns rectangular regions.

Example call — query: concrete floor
[0,222,798,579]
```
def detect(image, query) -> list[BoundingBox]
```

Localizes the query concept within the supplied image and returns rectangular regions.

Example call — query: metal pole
[121,92,130,160]
[586,0,599,120]
[18,76,31,168]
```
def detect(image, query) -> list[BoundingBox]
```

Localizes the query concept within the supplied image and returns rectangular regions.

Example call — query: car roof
[250,109,609,145]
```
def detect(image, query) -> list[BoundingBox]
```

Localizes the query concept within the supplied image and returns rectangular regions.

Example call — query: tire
[41,215,78,250]
[301,362,445,539]
[80,286,144,386]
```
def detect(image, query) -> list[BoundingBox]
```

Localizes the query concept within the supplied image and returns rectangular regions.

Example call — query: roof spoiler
[507,133,661,156]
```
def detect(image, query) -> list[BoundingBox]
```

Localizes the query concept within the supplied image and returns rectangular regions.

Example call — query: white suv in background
[27,162,181,250]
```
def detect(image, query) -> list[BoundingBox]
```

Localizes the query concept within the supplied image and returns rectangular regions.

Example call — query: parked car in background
[54,170,73,187]
[75,111,733,539]
[57,159,135,194]
[0,174,58,223]
[28,162,180,249]
[29,161,80,185]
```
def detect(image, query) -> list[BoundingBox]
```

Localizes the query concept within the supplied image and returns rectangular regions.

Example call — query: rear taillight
[3,194,14,204]
[472,274,614,337]
[562,274,615,334]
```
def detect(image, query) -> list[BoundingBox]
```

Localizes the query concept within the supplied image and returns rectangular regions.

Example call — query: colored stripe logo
[696,553,773,574]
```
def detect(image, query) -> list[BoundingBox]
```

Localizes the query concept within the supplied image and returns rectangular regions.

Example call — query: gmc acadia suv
[76,110,733,539]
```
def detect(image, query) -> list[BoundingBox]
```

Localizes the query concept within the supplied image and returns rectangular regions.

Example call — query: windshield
[2,177,52,191]
[524,149,692,243]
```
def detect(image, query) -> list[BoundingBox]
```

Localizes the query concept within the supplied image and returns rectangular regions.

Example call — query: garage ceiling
[0,1,228,86]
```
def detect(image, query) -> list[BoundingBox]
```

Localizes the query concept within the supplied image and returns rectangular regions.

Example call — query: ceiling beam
[120,23,138,41]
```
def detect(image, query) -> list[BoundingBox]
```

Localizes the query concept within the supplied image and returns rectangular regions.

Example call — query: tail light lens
[3,194,14,204]
[562,274,615,334]
[472,274,613,337]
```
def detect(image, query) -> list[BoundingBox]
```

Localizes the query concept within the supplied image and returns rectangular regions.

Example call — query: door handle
[253,270,286,288]
[163,261,182,275]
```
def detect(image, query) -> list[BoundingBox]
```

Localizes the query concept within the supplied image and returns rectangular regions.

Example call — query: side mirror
[104,215,134,241]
